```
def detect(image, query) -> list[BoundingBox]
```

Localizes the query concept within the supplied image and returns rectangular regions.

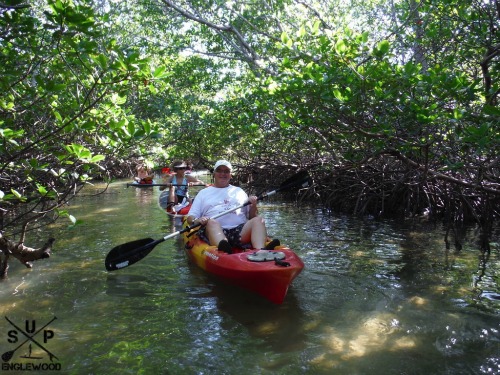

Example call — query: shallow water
[1,181,499,374]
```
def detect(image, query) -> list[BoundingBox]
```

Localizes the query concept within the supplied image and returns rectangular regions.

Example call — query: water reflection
[132,186,155,210]
[105,274,151,297]
[183,262,308,352]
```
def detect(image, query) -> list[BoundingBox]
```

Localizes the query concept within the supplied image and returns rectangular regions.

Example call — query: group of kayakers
[134,159,280,254]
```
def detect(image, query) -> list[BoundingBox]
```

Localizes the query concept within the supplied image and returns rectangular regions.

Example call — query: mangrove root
[0,233,54,278]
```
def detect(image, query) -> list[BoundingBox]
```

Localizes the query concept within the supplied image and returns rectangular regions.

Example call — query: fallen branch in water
[0,232,54,278]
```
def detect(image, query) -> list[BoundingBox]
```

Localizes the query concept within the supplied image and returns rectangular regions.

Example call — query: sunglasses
[174,167,186,171]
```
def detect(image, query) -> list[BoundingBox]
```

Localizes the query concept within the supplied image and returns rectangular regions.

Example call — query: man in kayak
[186,160,279,254]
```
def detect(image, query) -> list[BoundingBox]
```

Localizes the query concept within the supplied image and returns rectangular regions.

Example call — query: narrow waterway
[0,180,499,374]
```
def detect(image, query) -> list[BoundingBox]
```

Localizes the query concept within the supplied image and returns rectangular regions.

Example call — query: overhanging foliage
[1,0,499,243]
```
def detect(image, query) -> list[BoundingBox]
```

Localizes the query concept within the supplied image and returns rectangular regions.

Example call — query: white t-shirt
[188,185,249,229]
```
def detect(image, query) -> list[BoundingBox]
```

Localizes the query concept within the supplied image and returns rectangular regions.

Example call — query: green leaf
[0,100,14,110]
[153,66,167,78]
[11,189,26,202]
[90,154,105,162]
[81,120,96,130]
[335,40,347,54]
[128,122,135,136]
[37,185,48,195]
[111,93,127,105]
[143,120,151,134]
[333,89,344,101]
[297,26,306,38]
[453,108,463,119]
[483,105,500,116]
[281,32,289,44]
[96,54,108,69]
[53,83,66,91]
[311,20,320,35]
[53,111,62,122]
[374,40,390,57]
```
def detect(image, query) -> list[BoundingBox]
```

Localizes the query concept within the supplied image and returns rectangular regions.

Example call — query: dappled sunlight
[36,299,54,308]
[458,286,471,294]
[94,206,122,214]
[408,295,428,306]
[77,260,100,269]
[309,352,342,371]
[347,333,383,358]
[310,312,414,368]
[434,285,452,293]
[254,320,281,335]
[343,313,398,359]
[368,258,386,266]
[302,314,323,332]
[390,336,417,351]
[323,329,345,352]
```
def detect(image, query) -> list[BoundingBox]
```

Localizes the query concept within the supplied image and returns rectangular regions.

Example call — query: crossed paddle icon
[2,316,58,363]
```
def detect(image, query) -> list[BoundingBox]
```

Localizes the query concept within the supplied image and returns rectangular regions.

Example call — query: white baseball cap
[214,160,232,171]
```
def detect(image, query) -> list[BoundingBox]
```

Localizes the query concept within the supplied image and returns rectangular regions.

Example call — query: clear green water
[1,181,499,374]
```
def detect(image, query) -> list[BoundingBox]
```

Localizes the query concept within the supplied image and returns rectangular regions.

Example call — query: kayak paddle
[105,171,312,271]
[126,183,207,188]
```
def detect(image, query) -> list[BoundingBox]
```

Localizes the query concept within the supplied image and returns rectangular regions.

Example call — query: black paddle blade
[295,172,313,190]
[105,238,158,271]
[259,170,312,198]
[279,170,311,189]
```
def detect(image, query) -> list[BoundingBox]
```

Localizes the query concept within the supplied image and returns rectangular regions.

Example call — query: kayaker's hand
[248,195,258,206]
[195,217,208,226]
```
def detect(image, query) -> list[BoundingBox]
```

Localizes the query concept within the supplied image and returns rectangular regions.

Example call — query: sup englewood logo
[2,316,61,371]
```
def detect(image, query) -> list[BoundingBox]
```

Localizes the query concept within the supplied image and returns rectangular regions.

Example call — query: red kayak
[181,221,304,304]
[166,204,191,218]
[159,191,192,218]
